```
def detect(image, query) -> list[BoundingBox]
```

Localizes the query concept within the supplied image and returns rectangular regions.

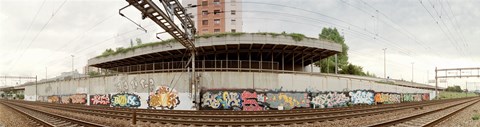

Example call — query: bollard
[132,110,137,125]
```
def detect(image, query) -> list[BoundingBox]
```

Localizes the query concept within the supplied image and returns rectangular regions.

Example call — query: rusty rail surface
[3,97,476,126]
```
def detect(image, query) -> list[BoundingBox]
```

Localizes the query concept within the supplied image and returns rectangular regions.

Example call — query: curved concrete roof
[88,33,342,69]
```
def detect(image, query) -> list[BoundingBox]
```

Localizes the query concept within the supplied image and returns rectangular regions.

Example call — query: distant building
[183,0,243,35]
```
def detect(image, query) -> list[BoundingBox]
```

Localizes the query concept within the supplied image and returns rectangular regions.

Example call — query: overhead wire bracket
[119,4,148,33]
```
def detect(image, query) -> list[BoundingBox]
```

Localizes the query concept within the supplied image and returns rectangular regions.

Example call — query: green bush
[472,114,480,120]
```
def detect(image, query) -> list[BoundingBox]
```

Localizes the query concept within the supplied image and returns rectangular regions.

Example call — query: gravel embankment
[437,100,480,127]
[0,103,36,127]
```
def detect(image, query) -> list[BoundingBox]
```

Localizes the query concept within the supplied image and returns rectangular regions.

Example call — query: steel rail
[1,101,107,127]
[5,97,475,126]
[367,98,479,127]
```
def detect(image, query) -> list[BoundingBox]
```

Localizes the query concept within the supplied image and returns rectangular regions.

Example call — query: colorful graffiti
[201,91,242,110]
[402,93,423,102]
[241,91,263,111]
[47,96,60,103]
[422,93,430,101]
[111,93,141,107]
[90,94,111,105]
[59,94,87,104]
[266,92,310,110]
[311,92,350,108]
[374,93,401,104]
[349,90,375,105]
[147,86,180,109]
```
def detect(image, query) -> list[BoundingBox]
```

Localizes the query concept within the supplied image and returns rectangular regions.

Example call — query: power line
[10,0,47,62]
[8,0,68,74]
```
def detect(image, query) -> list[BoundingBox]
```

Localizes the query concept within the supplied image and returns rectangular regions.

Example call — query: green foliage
[0,93,4,98]
[288,33,306,41]
[87,71,101,77]
[101,48,114,56]
[445,85,463,92]
[473,111,480,120]
[439,91,477,99]
[17,94,24,99]
[95,32,319,58]
[314,27,373,77]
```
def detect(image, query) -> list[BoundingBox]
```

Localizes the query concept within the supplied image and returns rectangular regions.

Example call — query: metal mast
[122,0,198,109]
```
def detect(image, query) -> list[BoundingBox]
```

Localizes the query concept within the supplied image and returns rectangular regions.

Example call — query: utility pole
[466,81,468,97]
[383,48,387,81]
[335,54,338,74]
[435,67,438,99]
[71,55,74,78]
[411,62,414,86]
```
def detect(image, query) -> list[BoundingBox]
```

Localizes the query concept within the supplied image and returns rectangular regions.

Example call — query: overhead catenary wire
[7,0,68,75]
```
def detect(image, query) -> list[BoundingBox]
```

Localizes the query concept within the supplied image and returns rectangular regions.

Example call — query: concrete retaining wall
[24,72,435,110]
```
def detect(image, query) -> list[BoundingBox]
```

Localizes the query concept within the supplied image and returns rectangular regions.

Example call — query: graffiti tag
[311,92,350,108]
[147,86,180,109]
[90,94,111,105]
[111,93,141,107]
[349,90,374,105]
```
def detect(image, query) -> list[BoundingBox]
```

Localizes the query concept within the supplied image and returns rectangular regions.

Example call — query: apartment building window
[214,19,220,25]
[231,29,236,32]
[231,10,236,15]
[231,19,236,25]
[214,0,220,5]
[213,10,220,15]
[214,29,220,33]
[202,20,208,25]
[214,10,221,15]
[202,0,208,6]
[202,10,208,16]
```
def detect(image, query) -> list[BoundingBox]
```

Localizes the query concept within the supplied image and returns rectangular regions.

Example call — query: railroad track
[6,99,476,126]
[367,98,479,127]
[0,101,107,127]
[3,97,477,126]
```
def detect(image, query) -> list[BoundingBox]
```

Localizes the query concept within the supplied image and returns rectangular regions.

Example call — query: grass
[95,32,330,58]
[472,113,480,120]
[438,91,478,99]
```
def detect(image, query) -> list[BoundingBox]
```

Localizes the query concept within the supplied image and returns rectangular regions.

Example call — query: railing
[93,60,283,75]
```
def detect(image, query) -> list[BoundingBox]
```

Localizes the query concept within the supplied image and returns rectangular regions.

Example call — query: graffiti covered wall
[348,90,375,105]
[374,93,401,104]
[58,94,87,104]
[201,90,243,110]
[111,93,141,107]
[311,92,350,108]
[266,92,310,110]
[147,86,180,109]
[90,94,111,106]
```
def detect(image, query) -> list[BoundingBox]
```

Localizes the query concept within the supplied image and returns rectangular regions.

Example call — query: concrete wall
[24,71,436,110]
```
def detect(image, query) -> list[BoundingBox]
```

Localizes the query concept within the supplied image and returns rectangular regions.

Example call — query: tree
[314,28,373,77]
[446,85,463,92]
[136,38,142,45]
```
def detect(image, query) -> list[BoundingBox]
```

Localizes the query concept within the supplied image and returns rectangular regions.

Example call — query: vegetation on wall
[314,28,375,77]
[96,32,326,58]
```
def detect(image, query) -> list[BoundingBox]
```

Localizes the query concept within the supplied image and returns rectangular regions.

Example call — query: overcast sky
[1,0,480,89]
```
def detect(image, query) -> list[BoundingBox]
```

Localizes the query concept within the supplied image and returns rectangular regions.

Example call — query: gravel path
[437,100,480,127]
[0,103,36,127]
